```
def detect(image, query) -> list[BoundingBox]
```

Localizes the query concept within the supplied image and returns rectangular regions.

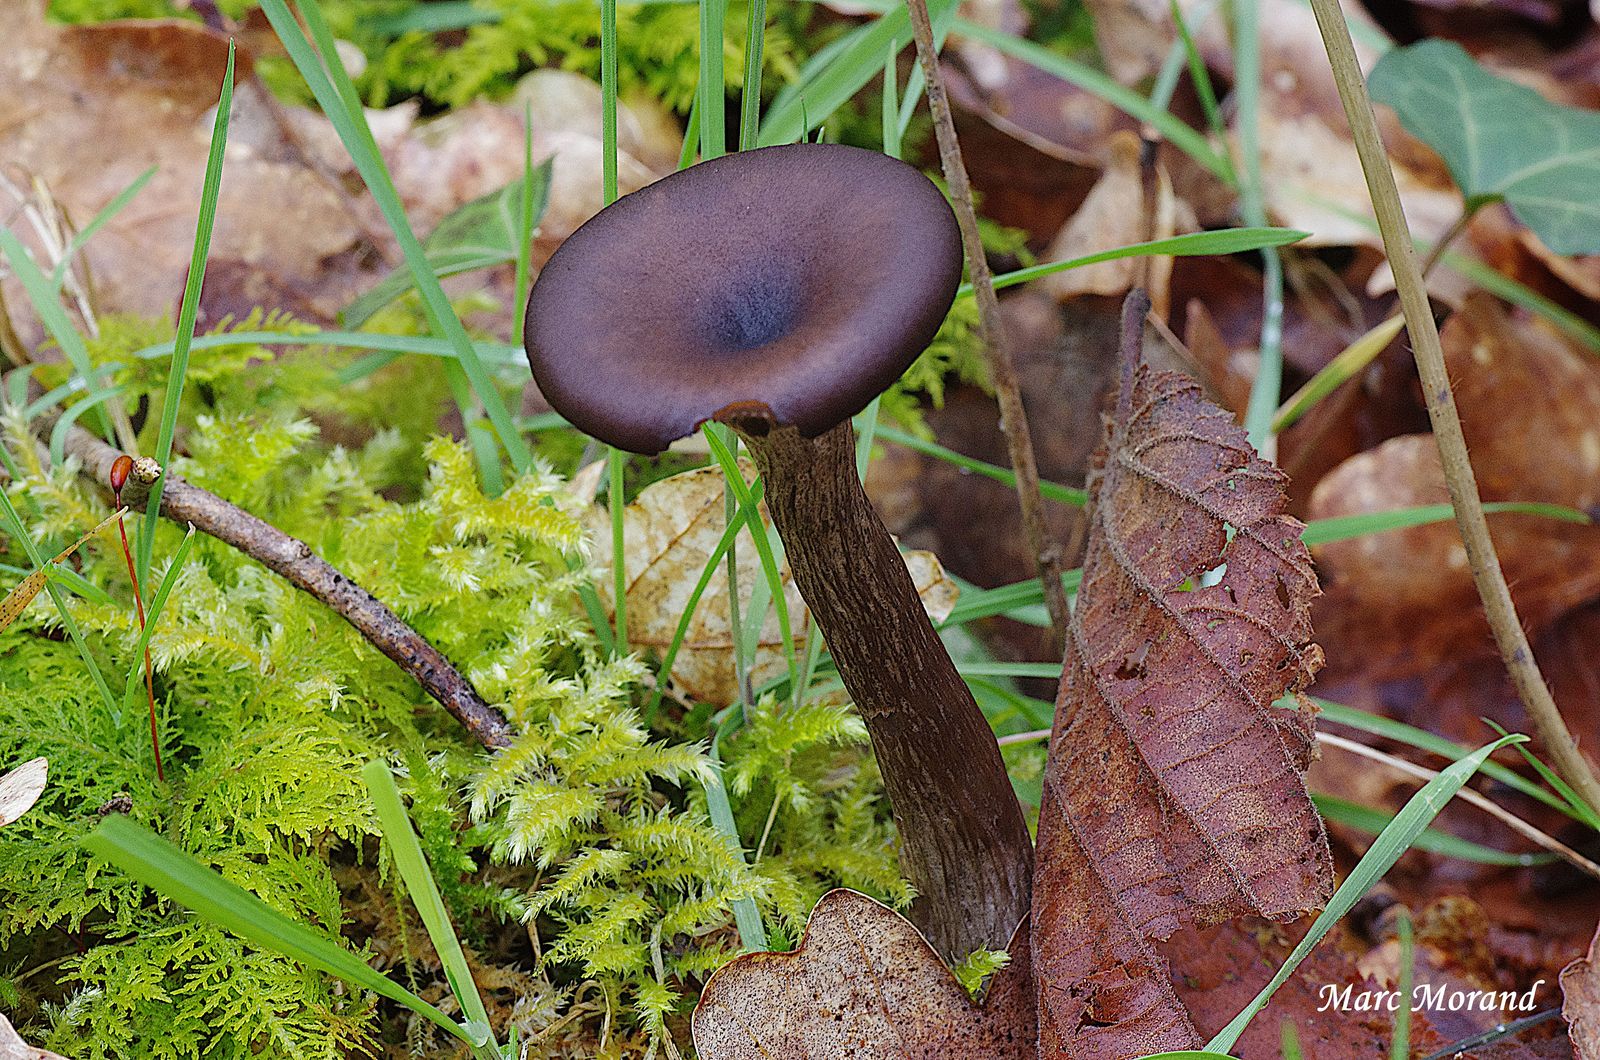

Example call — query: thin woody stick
[1306,0,1600,815]
[56,423,514,750]
[903,0,1072,653]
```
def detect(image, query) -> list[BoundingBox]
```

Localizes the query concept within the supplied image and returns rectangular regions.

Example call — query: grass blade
[137,45,234,589]
[1205,733,1525,1051]
[979,228,1307,295]
[361,761,497,1046]
[49,166,156,291]
[82,815,472,1043]
[259,0,532,478]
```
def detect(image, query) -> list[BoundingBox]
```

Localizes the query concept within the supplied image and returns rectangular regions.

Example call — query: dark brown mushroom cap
[524,143,964,454]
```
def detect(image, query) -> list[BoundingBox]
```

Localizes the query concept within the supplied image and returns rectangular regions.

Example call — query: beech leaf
[588,466,958,706]
[1369,39,1600,255]
[691,888,1033,1058]
[1563,923,1600,1060]
[1031,355,1332,1056]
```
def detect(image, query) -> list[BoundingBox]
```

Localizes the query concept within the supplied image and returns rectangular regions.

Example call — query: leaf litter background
[4,0,1600,1055]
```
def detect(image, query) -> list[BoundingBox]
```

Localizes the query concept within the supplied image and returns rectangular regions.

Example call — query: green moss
[0,310,913,1055]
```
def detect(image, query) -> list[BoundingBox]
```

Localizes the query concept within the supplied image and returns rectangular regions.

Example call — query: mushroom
[525,142,1033,962]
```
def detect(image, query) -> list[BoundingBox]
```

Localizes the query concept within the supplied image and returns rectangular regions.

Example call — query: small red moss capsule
[109,454,134,494]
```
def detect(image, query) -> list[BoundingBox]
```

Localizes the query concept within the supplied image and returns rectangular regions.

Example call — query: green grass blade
[0,483,118,715]
[131,330,526,369]
[1312,697,1575,820]
[82,815,472,1043]
[137,45,234,590]
[48,386,126,466]
[759,9,912,146]
[515,104,537,314]
[361,761,497,1044]
[1205,733,1524,1052]
[976,228,1308,295]
[1312,793,1553,867]
[941,568,1083,627]
[704,740,768,950]
[643,495,754,722]
[1272,314,1405,433]
[608,449,629,653]
[32,562,114,606]
[739,0,768,150]
[1172,0,1226,141]
[703,429,799,697]
[49,166,156,291]
[1482,720,1600,830]
[1300,501,1588,546]
[259,0,532,478]
[0,231,114,440]
[1392,909,1413,1060]
[1233,0,1286,452]
[872,425,1086,505]
[119,525,196,719]
[951,18,1231,180]
[699,0,728,159]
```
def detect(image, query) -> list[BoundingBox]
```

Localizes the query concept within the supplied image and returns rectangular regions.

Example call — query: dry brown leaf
[0,5,673,338]
[1310,295,1600,677]
[1031,356,1330,1056]
[589,466,957,706]
[1563,922,1600,1059]
[0,758,46,828]
[0,5,379,331]
[691,888,1033,1059]
[1041,131,1189,315]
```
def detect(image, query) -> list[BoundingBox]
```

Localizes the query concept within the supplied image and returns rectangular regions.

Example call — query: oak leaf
[1032,359,1331,1055]
[1563,923,1600,1060]
[691,889,1033,1059]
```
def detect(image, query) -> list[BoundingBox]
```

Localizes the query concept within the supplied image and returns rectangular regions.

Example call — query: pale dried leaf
[1032,361,1330,1055]
[691,889,1033,1059]
[0,758,46,828]
[0,1011,66,1060]
[589,467,957,705]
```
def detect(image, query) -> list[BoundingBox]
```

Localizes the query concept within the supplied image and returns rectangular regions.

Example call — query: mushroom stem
[724,416,1034,962]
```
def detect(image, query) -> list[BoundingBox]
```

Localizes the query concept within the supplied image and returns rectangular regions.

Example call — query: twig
[54,421,514,750]
[1318,732,1600,882]
[1307,0,1600,816]
[903,0,1071,653]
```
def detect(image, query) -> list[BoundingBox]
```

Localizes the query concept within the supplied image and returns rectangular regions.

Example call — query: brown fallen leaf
[589,466,957,706]
[0,5,379,332]
[0,758,47,828]
[1040,131,1190,316]
[691,888,1034,1059]
[1031,317,1331,1055]
[1311,294,1600,679]
[1564,922,1600,1059]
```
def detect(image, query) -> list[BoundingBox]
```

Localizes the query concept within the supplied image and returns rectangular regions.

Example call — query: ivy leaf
[1031,357,1332,1055]
[691,889,1033,1059]
[1369,39,1600,254]
[341,160,553,327]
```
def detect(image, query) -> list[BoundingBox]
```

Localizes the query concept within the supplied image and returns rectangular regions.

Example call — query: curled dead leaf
[1311,295,1600,677]
[1563,922,1600,1059]
[588,466,958,706]
[1032,347,1330,1055]
[691,888,1033,1059]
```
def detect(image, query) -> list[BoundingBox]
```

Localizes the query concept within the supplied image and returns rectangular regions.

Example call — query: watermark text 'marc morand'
[1316,981,1545,1013]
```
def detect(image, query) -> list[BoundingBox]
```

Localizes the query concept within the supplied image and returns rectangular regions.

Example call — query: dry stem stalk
[903,0,1071,653]
[1306,0,1600,815]
[56,422,514,750]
